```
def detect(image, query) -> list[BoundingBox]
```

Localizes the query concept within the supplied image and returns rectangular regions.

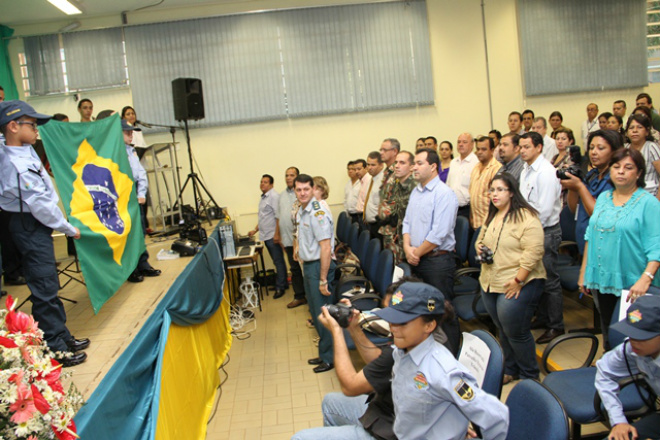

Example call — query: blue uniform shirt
[391,335,509,440]
[125,143,148,198]
[595,339,660,426]
[0,143,77,236]
[297,198,334,262]
[402,176,458,251]
[258,188,279,241]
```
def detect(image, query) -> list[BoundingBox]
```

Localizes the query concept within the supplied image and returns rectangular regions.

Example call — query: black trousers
[0,212,72,352]
[284,246,305,300]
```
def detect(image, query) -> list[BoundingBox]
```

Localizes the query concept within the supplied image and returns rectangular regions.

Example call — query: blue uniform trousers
[1,212,72,352]
[303,259,336,365]
[264,238,288,291]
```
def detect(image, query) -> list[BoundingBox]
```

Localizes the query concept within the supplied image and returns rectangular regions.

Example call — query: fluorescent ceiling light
[47,0,82,15]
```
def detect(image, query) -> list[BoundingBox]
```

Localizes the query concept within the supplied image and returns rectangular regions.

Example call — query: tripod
[176,119,217,225]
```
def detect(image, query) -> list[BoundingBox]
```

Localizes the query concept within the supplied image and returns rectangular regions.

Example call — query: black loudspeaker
[172,78,205,121]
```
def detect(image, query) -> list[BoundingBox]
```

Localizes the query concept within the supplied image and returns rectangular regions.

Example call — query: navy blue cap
[373,282,445,324]
[610,295,660,341]
[121,119,141,132]
[0,100,51,127]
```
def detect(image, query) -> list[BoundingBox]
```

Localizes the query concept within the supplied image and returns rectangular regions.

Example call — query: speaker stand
[176,119,217,224]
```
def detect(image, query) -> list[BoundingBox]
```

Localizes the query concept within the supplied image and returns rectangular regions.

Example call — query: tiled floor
[2,232,610,439]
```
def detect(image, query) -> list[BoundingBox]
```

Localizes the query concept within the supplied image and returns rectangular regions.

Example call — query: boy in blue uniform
[0,100,89,367]
[121,120,160,283]
[373,282,509,440]
[595,295,660,440]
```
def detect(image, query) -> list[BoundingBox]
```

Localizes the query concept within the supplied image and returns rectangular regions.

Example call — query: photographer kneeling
[560,130,622,255]
[291,277,451,440]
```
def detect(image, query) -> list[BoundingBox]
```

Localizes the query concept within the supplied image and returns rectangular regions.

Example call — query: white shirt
[446,152,478,207]
[520,155,562,228]
[343,179,361,214]
[364,168,384,223]
[581,118,599,148]
[542,135,558,162]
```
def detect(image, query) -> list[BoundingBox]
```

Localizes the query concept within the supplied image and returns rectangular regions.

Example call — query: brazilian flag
[40,114,145,313]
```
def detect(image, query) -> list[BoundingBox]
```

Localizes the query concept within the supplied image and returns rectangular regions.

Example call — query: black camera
[179,219,208,245]
[476,245,494,264]
[326,304,356,328]
[556,146,584,180]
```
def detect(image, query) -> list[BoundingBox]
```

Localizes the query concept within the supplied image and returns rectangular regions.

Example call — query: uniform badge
[628,310,642,323]
[427,299,436,312]
[454,380,474,401]
[413,372,428,390]
[312,201,320,210]
[392,290,403,305]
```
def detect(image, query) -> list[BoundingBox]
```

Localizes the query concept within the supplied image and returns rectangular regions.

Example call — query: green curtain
[0,25,19,100]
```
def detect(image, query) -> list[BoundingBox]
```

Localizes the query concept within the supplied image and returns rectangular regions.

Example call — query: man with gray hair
[530,117,558,161]
[446,133,478,219]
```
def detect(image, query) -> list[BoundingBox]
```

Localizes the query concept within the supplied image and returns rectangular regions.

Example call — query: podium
[140,142,183,233]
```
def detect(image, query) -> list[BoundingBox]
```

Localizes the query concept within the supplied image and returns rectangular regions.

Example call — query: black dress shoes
[141,268,161,277]
[67,337,90,352]
[535,328,565,344]
[308,357,323,365]
[128,272,144,283]
[5,276,27,286]
[313,363,334,373]
[57,351,87,368]
[273,290,286,299]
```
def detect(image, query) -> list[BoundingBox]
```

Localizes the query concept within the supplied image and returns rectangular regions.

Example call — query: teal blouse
[584,188,660,296]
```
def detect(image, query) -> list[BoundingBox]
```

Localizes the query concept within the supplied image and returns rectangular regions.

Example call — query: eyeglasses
[379,147,395,152]
[488,187,509,194]
[16,121,38,130]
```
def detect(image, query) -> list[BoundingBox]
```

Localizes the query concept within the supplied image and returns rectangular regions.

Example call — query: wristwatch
[319,280,328,286]
[514,277,525,286]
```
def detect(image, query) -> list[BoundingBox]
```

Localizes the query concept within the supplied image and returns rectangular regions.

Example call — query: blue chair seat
[557,266,580,291]
[543,367,599,424]
[454,293,486,321]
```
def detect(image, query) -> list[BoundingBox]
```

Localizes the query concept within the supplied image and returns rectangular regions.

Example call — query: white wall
[7,0,658,235]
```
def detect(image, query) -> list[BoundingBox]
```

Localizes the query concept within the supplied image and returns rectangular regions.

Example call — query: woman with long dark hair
[478,172,546,384]
[438,141,453,183]
[561,130,622,254]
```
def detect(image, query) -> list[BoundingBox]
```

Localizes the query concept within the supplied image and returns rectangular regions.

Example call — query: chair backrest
[372,249,394,297]
[348,222,360,249]
[459,330,504,398]
[467,226,481,268]
[355,230,371,264]
[506,380,569,440]
[559,205,576,243]
[337,211,350,244]
[363,238,382,281]
[454,216,470,263]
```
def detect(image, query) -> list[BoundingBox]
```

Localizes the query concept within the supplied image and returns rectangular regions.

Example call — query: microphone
[136,120,152,128]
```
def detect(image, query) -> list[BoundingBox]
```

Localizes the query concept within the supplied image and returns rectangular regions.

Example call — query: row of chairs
[334,212,572,439]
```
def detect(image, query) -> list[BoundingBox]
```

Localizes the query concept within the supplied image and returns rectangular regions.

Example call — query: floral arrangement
[0,296,84,439]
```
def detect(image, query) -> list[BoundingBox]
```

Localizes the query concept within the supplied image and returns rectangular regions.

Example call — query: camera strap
[622,339,656,409]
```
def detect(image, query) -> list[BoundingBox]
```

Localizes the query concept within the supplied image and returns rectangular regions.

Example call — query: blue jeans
[481,278,544,379]
[303,259,336,365]
[264,238,288,291]
[536,224,564,331]
[291,393,374,440]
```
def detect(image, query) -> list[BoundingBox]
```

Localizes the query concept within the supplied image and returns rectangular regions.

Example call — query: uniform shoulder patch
[312,201,320,210]
[454,379,475,401]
